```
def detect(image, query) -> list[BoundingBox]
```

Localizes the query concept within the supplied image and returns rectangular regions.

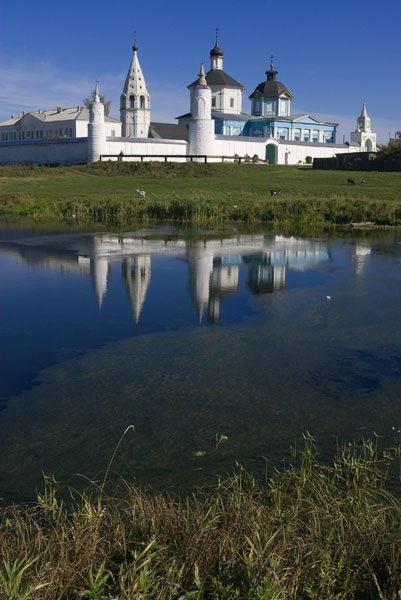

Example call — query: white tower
[188,64,215,158]
[350,102,377,151]
[120,40,150,138]
[88,82,106,163]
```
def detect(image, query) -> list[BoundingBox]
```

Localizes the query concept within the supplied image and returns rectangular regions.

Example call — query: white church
[0,37,377,166]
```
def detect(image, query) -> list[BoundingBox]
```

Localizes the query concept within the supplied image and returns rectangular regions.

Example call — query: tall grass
[1,436,401,598]
[1,163,401,226]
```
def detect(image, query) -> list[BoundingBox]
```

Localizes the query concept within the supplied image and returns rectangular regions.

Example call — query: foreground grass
[1,162,401,226]
[2,437,401,599]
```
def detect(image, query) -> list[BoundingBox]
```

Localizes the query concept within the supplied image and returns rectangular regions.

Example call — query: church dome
[210,43,223,57]
[249,63,293,99]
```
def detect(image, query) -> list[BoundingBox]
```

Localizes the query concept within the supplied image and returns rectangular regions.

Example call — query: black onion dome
[249,80,291,98]
[249,65,293,99]
[210,43,224,57]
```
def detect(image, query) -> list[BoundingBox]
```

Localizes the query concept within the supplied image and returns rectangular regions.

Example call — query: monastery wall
[102,138,188,161]
[275,143,355,165]
[0,138,88,165]
[213,136,356,164]
[213,136,267,160]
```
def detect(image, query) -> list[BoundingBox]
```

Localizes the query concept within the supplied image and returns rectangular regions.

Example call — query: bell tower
[350,102,377,152]
[120,37,150,138]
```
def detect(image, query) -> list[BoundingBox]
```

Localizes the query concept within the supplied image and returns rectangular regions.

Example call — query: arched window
[198,97,205,117]
[129,95,135,108]
[140,95,145,109]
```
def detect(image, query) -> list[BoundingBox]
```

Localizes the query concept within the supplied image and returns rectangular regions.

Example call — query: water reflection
[122,256,152,324]
[353,243,372,276]
[1,232,332,323]
[2,225,401,502]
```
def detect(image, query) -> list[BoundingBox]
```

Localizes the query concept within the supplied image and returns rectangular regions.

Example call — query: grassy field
[1,162,401,226]
[1,437,401,599]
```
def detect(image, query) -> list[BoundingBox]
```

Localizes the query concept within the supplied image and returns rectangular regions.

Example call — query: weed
[1,439,401,598]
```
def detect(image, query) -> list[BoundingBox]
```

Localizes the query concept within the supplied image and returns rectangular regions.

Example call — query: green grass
[1,162,401,226]
[2,436,401,599]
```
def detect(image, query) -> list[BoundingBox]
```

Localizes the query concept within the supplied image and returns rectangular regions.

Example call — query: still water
[1,221,401,501]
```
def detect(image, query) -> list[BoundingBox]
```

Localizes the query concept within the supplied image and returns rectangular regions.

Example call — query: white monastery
[0,36,377,165]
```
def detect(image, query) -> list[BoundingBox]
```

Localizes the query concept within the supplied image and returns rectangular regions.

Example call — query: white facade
[0,106,120,143]
[210,86,243,115]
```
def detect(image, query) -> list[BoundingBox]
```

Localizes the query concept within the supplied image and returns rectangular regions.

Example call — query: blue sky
[0,0,400,142]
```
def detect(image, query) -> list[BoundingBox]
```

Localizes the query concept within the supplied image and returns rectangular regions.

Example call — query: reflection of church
[122,256,152,323]
[3,232,336,323]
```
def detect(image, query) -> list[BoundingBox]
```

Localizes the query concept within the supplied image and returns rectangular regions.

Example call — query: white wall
[0,139,88,165]
[213,137,267,160]
[276,143,355,165]
[102,138,188,161]
[213,136,357,164]
[0,134,359,166]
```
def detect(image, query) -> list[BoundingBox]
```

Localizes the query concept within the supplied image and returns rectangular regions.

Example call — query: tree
[82,94,111,117]
[377,140,401,160]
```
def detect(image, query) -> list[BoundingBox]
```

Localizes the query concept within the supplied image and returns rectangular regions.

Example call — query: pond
[1,221,401,501]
